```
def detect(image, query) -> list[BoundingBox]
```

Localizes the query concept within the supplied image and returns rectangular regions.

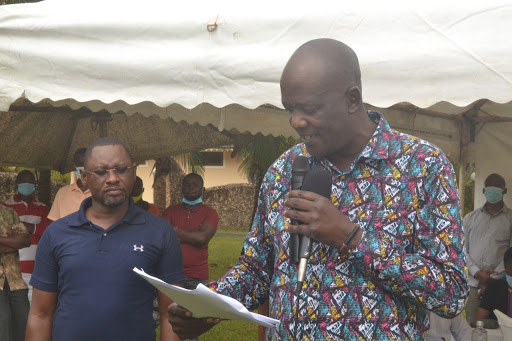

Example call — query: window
[200,151,224,167]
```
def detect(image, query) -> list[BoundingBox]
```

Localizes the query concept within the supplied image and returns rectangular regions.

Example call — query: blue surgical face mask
[17,183,35,196]
[182,197,202,206]
[484,186,504,204]
[76,167,84,180]
[506,274,512,288]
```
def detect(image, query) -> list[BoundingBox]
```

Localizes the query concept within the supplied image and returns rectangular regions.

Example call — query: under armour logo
[133,245,144,252]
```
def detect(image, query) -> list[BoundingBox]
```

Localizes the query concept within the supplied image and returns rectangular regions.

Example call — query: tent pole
[38,169,52,207]
[458,120,468,216]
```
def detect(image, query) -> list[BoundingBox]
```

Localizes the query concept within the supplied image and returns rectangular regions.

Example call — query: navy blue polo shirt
[31,198,184,341]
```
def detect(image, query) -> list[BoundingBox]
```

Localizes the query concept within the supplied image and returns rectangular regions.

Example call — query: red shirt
[2,195,51,273]
[161,204,218,279]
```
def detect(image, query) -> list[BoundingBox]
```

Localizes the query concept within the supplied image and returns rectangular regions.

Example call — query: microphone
[290,156,310,265]
[296,169,332,294]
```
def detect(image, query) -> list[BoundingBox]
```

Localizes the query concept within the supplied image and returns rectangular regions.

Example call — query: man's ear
[503,188,508,195]
[346,86,362,114]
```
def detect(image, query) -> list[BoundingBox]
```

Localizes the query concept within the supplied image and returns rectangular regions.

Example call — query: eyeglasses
[83,164,136,179]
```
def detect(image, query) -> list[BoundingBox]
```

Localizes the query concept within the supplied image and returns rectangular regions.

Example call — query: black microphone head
[291,156,310,191]
[301,169,331,199]
[292,156,310,175]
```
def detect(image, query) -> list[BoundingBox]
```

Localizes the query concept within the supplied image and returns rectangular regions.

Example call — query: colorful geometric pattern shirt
[211,112,468,340]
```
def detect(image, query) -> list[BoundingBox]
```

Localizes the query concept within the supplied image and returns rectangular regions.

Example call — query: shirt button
[104,233,107,236]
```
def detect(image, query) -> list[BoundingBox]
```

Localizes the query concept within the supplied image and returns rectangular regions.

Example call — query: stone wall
[205,183,258,231]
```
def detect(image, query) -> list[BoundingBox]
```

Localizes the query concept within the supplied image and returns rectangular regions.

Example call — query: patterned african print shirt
[0,205,29,291]
[211,112,468,340]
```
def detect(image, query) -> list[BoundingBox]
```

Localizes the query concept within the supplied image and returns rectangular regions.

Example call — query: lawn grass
[201,229,259,341]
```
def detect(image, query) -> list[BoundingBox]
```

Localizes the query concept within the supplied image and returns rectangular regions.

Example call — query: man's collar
[482,202,508,216]
[359,111,391,161]
[69,197,146,227]
[310,111,392,173]
[13,194,36,204]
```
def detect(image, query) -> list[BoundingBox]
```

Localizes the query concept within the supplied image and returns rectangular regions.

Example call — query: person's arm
[0,232,30,251]
[360,155,467,317]
[157,291,180,341]
[26,288,57,341]
[0,210,31,252]
[475,307,491,321]
[175,222,217,247]
[463,214,482,279]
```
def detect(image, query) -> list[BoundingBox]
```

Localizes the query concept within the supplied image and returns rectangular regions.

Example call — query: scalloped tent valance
[0,0,511,207]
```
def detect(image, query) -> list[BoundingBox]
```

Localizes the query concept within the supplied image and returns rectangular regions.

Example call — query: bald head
[282,38,362,92]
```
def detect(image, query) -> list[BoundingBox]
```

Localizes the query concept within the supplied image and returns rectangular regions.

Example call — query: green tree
[236,135,299,184]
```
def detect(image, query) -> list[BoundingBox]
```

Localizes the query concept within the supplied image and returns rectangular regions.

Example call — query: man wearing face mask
[464,173,512,325]
[48,148,91,221]
[161,173,218,291]
[2,170,51,303]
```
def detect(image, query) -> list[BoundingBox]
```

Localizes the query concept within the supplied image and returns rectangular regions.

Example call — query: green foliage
[450,160,475,216]
[202,231,258,340]
[173,151,205,176]
[237,135,299,184]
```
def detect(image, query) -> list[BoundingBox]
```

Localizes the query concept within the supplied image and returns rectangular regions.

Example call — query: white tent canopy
[1,0,511,207]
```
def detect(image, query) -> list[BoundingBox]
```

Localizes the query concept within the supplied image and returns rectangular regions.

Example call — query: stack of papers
[133,268,279,328]
[494,309,512,340]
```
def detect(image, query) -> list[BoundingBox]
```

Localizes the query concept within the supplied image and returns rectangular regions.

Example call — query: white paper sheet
[133,268,279,329]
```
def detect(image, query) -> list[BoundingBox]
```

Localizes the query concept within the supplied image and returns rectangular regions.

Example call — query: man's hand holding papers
[133,268,279,330]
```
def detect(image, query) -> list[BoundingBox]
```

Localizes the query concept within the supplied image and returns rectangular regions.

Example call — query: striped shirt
[3,195,51,273]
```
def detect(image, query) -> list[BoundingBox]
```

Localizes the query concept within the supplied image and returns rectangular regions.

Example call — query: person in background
[131,176,159,216]
[162,173,218,291]
[0,204,30,341]
[476,247,512,321]
[463,173,512,325]
[168,38,468,340]
[2,170,51,302]
[26,137,184,341]
[48,148,91,221]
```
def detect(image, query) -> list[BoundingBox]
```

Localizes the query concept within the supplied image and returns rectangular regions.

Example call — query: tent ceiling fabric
[0,98,234,173]
[1,0,511,112]
[1,0,512,207]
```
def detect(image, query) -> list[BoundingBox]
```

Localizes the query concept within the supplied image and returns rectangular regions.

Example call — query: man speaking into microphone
[169,38,468,340]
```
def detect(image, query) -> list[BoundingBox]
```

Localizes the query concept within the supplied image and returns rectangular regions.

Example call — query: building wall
[135,149,248,205]
[201,150,248,188]
[136,160,156,204]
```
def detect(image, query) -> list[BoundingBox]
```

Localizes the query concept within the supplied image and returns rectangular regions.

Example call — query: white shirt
[463,204,512,287]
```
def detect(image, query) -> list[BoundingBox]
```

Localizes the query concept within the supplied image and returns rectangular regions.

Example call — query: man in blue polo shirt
[25,137,184,341]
